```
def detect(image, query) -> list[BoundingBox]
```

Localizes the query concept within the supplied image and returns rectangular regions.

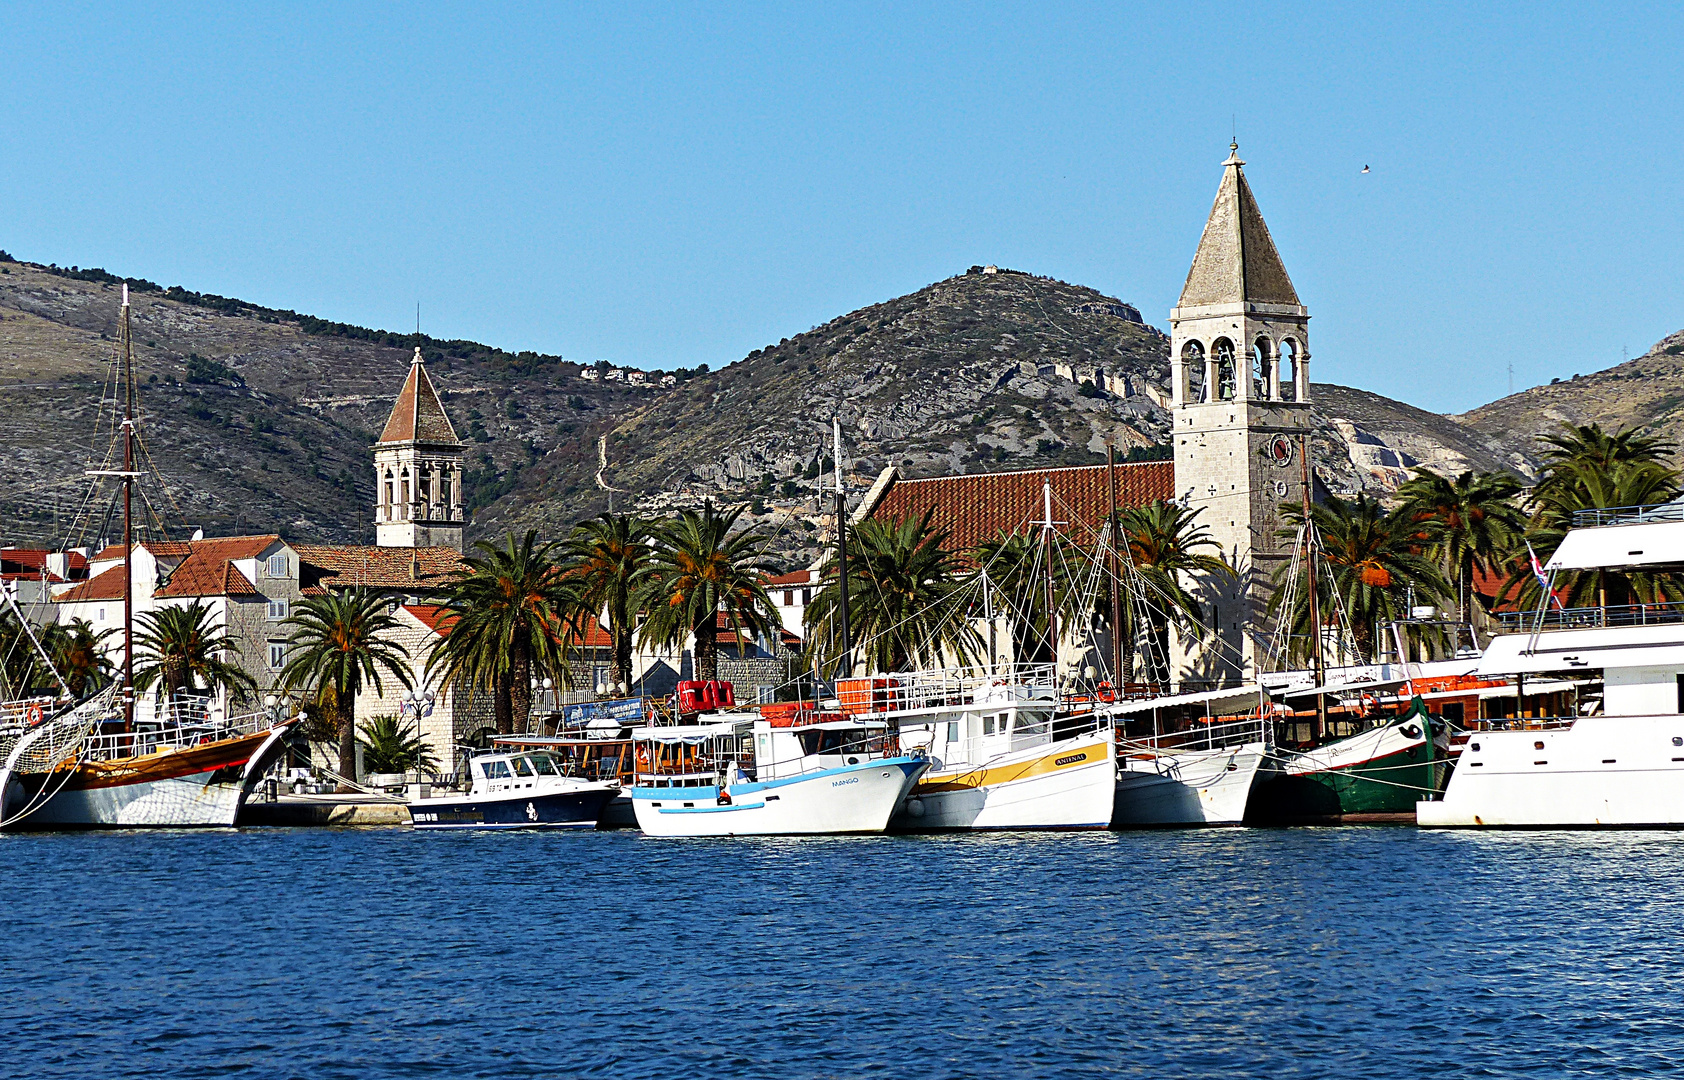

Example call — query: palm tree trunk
[510,647,533,733]
[337,696,357,787]
[694,616,718,681]
[613,622,632,693]
[494,668,513,736]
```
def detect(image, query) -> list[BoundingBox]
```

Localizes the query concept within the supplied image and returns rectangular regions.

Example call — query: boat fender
[905,797,925,818]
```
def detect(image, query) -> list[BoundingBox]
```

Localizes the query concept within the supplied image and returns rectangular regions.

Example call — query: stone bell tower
[374,347,466,551]
[1169,143,1312,682]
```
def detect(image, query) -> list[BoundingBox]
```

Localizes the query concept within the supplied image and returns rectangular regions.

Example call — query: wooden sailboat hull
[3,728,287,829]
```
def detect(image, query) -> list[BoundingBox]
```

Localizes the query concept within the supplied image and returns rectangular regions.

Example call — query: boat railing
[1571,502,1684,527]
[1454,716,1577,733]
[0,695,65,729]
[1495,602,1684,632]
[844,663,1057,714]
[79,707,280,761]
[1117,715,1270,754]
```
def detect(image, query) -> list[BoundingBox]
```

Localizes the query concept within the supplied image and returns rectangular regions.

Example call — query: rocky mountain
[4,249,1677,567]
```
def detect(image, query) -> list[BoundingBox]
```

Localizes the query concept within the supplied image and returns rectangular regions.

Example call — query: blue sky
[4,3,1680,413]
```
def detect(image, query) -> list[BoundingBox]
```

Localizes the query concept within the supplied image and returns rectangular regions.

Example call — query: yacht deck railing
[1495,602,1684,632]
[1572,503,1684,527]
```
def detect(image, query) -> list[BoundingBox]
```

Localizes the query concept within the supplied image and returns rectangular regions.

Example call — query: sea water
[3,827,1680,1078]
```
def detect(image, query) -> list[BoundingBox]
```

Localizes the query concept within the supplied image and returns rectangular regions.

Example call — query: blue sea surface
[3,827,1680,1079]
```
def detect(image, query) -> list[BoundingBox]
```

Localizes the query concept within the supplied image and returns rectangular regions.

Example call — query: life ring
[25,702,44,727]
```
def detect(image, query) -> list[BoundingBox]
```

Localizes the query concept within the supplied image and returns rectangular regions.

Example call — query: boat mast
[832,417,852,679]
[1042,479,1057,672]
[1299,433,1325,742]
[121,284,136,731]
[1106,443,1123,691]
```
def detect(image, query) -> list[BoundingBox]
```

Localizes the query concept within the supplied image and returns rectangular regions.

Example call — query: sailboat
[1243,434,1451,823]
[0,285,291,829]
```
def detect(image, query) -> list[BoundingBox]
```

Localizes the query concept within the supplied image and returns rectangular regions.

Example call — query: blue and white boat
[629,715,928,836]
[408,750,619,830]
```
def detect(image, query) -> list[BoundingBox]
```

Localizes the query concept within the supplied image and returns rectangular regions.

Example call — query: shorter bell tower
[1170,143,1312,682]
[374,347,466,551]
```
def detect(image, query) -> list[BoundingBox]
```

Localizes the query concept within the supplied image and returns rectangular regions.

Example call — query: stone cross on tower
[1169,143,1312,682]
[374,347,466,552]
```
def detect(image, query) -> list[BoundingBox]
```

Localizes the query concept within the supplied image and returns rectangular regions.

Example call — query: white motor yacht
[1419,506,1684,827]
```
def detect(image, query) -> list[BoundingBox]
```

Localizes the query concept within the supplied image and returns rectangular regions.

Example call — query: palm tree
[356,714,439,775]
[969,527,1085,668]
[637,502,778,683]
[0,607,60,698]
[281,589,413,784]
[807,509,978,674]
[1394,468,1525,622]
[562,512,653,694]
[46,618,115,699]
[133,601,257,706]
[1517,455,1684,611]
[427,530,576,736]
[1118,500,1231,683]
[1273,494,1450,664]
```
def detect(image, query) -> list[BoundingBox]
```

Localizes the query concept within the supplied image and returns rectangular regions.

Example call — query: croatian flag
[1525,540,1562,609]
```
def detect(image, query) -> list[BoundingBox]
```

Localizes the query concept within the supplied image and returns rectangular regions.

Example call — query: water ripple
[3,827,1680,1077]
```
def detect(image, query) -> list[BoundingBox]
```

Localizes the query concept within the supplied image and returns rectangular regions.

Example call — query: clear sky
[4,3,1680,414]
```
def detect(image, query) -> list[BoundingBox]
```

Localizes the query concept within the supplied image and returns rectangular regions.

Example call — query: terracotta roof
[90,535,278,564]
[57,564,127,602]
[377,350,462,446]
[868,462,1175,554]
[763,570,815,587]
[404,603,458,636]
[2,548,88,574]
[1177,145,1300,310]
[157,551,261,598]
[296,544,468,590]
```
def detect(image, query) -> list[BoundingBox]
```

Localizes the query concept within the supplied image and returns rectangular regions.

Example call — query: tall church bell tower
[374,348,466,552]
[1170,143,1312,680]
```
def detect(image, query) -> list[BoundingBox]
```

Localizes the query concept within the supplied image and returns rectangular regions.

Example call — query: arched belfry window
[1252,336,1273,400]
[1182,340,1207,403]
[1279,338,1299,402]
[1213,338,1237,401]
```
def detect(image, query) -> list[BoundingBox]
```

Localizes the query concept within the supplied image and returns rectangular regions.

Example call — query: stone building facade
[373,348,466,552]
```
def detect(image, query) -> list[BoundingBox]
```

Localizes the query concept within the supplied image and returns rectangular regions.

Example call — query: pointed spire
[377,347,462,446]
[1176,143,1301,310]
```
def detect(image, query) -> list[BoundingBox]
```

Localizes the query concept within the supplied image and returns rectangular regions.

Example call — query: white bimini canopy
[1546,520,1684,571]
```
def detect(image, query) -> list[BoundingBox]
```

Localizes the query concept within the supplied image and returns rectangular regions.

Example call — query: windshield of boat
[527,754,561,776]
[511,757,535,777]
[479,759,512,779]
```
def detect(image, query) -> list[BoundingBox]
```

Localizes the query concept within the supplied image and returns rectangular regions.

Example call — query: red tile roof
[377,352,462,445]
[2,548,88,574]
[157,552,260,598]
[57,564,127,602]
[295,545,468,590]
[404,603,458,636]
[90,535,278,564]
[763,569,815,587]
[867,461,1174,553]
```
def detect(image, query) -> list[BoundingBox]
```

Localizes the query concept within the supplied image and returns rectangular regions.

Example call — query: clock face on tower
[1260,434,1297,469]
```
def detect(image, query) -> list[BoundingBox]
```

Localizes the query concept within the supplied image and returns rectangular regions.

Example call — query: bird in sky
[1361,165,1370,174]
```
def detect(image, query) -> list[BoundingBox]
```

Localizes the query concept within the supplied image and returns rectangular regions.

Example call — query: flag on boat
[1525,540,1563,609]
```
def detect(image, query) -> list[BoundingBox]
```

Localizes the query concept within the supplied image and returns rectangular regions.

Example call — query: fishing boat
[1103,686,1271,827]
[629,714,927,836]
[407,749,620,830]
[1249,697,1446,823]
[0,286,292,829]
[1419,505,1684,827]
[828,666,1117,831]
